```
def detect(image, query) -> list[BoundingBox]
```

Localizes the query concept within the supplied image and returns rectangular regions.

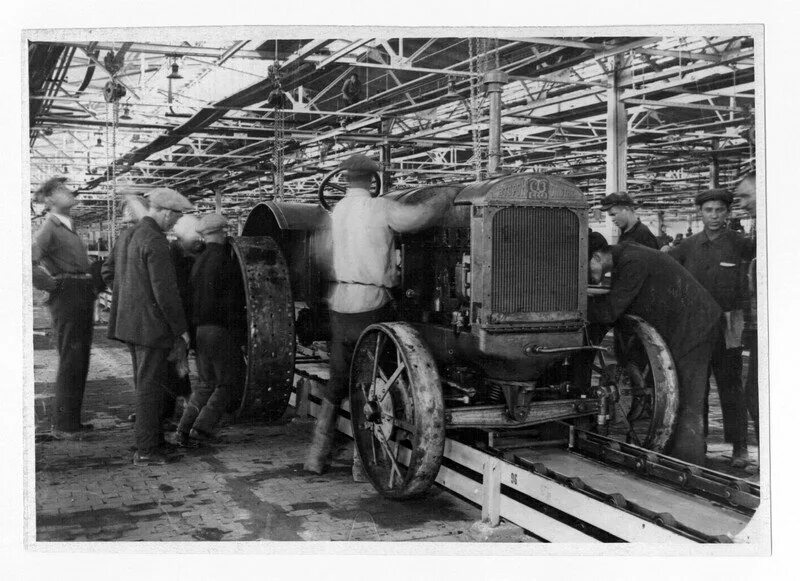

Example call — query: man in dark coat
[669,189,753,467]
[734,173,759,467]
[599,192,659,249]
[587,234,721,465]
[172,213,245,446]
[106,188,194,466]
[31,177,96,439]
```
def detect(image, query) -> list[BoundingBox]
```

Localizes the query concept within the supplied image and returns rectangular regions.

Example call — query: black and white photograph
[7,1,800,576]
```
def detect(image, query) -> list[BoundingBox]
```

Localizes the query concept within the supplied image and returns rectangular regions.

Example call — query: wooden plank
[499,496,599,543]
[501,462,693,543]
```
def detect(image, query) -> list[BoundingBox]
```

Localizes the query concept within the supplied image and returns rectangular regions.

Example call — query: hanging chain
[273,107,285,201]
[468,38,484,180]
[111,100,119,243]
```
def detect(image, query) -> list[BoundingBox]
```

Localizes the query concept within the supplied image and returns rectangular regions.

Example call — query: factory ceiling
[27,35,756,225]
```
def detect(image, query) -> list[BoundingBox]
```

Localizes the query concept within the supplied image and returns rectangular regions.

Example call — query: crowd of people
[31,161,760,474]
[590,178,759,469]
[33,179,246,465]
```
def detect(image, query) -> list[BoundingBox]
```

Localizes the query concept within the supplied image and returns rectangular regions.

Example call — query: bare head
[734,173,756,217]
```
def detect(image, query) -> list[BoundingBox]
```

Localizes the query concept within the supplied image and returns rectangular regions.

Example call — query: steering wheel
[317,168,383,213]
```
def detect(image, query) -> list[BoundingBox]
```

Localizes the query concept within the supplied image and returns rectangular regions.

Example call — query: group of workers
[32,179,245,465]
[31,154,760,474]
[589,177,759,468]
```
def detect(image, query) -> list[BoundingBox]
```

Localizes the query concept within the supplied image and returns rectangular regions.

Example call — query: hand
[181,332,191,350]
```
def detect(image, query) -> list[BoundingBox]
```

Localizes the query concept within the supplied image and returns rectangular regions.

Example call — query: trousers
[128,344,170,453]
[48,278,95,431]
[703,326,748,448]
[177,325,243,435]
[666,326,716,466]
[744,331,759,442]
[324,304,395,406]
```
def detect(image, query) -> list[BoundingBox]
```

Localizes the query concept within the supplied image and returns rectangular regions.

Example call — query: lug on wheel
[590,315,679,451]
[349,322,446,500]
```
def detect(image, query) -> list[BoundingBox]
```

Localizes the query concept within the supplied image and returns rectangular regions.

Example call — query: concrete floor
[31,292,759,543]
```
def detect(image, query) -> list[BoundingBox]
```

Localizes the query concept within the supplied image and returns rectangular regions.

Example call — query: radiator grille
[491,207,579,314]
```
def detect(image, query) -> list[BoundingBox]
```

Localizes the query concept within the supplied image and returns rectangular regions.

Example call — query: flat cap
[337,153,381,174]
[588,231,609,257]
[694,189,733,207]
[148,188,194,212]
[196,213,228,235]
[599,192,635,211]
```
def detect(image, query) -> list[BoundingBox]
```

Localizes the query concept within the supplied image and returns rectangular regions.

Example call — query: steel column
[605,57,627,243]
[484,70,509,175]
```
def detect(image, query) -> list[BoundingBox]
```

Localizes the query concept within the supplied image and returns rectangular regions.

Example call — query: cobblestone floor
[31,293,487,543]
[31,291,759,543]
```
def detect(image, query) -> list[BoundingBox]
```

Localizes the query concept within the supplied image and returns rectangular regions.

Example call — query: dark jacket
[619,220,659,250]
[668,227,752,312]
[106,217,188,348]
[189,240,246,344]
[32,213,91,291]
[588,243,721,360]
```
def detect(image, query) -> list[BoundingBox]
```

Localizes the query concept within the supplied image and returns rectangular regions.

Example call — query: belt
[335,280,393,290]
[55,273,92,280]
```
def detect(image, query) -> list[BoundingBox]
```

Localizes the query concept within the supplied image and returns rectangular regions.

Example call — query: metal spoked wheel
[591,315,679,451]
[349,322,445,500]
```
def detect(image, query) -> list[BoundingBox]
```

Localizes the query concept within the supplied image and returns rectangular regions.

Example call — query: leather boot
[731,442,749,468]
[304,400,337,474]
[352,446,368,482]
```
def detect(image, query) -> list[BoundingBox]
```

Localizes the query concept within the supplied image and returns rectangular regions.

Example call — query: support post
[380,118,392,196]
[215,188,222,214]
[605,57,627,243]
[481,456,502,526]
[709,138,719,188]
[483,70,509,175]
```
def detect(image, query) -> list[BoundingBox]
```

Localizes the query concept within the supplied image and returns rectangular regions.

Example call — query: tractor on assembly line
[225,168,680,499]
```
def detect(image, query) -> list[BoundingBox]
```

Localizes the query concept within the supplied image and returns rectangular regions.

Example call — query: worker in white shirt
[304,153,450,477]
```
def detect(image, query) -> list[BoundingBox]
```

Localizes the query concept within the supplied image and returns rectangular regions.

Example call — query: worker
[587,233,722,465]
[599,192,659,249]
[733,173,759,468]
[107,188,194,466]
[31,177,96,439]
[172,213,246,447]
[163,214,205,426]
[304,153,451,478]
[669,189,752,467]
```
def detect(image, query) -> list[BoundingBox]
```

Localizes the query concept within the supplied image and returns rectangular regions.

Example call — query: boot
[352,446,368,483]
[731,442,749,468]
[304,400,337,474]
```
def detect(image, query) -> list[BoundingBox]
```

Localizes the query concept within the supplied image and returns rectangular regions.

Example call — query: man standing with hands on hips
[107,188,194,466]
[32,177,96,439]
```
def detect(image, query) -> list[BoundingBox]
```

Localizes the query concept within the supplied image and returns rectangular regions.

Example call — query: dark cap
[337,154,381,175]
[694,189,733,207]
[599,192,635,211]
[588,231,609,257]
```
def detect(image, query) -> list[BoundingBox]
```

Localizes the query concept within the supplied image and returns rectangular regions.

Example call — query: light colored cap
[172,214,202,242]
[148,188,194,212]
[196,213,228,235]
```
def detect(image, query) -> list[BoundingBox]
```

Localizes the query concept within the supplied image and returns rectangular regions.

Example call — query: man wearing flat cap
[599,192,659,249]
[171,213,245,447]
[588,233,721,465]
[670,188,753,468]
[305,153,451,477]
[31,177,96,439]
[108,187,194,465]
